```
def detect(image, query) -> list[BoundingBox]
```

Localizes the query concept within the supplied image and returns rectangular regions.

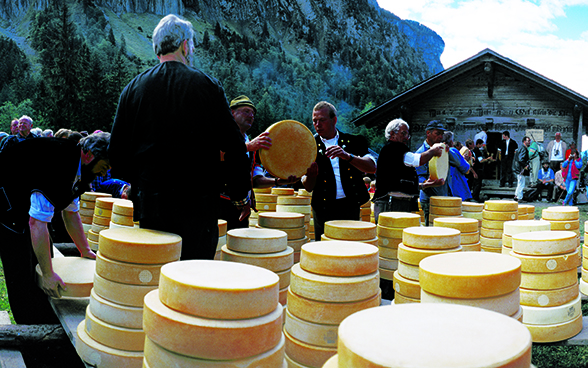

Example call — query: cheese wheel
[482,210,518,221]
[397,261,420,281]
[461,242,482,252]
[98,228,182,264]
[218,220,227,236]
[484,200,518,212]
[430,196,461,207]
[158,260,279,319]
[256,193,278,203]
[509,249,579,273]
[337,304,532,368]
[547,220,580,231]
[284,309,338,348]
[80,200,96,209]
[95,252,164,286]
[428,144,449,181]
[376,225,404,239]
[323,221,376,241]
[481,246,502,253]
[289,264,379,302]
[220,245,294,272]
[377,236,402,249]
[461,211,483,220]
[111,213,136,227]
[479,235,502,247]
[520,268,578,290]
[144,334,285,368]
[258,203,278,211]
[321,234,378,245]
[85,306,145,352]
[288,237,310,252]
[525,313,582,343]
[462,202,484,212]
[542,206,579,220]
[75,321,143,368]
[276,204,311,214]
[226,228,288,254]
[397,243,461,266]
[511,231,577,255]
[94,207,112,218]
[144,290,282,360]
[520,283,579,307]
[377,212,420,228]
[286,288,381,325]
[521,294,582,325]
[93,214,111,226]
[112,199,133,216]
[89,288,143,329]
[430,206,461,216]
[379,256,398,271]
[88,229,100,242]
[322,355,338,368]
[284,329,336,368]
[392,270,420,299]
[277,196,311,205]
[378,267,395,281]
[420,288,521,316]
[253,187,272,194]
[35,257,95,298]
[256,224,305,240]
[93,272,157,307]
[92,222,109,233]
[419,252,521,298]
[433,217,478,233]
[271,187,296,196]
[81,191,112,201]
[79,208,95,218]
[378,246,398,259]
[480,227,503,239]
[392,293,420,304]
[96,197,119,210]
[460,231,480,245]
[402,226,461,250]
[481,219,507,230]
[300,241,378,276]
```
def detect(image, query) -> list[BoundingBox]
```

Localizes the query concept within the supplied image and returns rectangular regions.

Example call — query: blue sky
[377,0,588,97]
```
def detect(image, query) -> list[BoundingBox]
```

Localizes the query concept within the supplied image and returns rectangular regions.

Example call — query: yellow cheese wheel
[94,207,112,218]
[377,236,402,249]
[460,231,480,245]
[320,234,378,245]
[80,199,96,209]
[542,206,579,220]
[420,288,520,316]
[480,227,503,239]
[93,214,111,226]
[300,241,378,276]
[376,225,404,239]
[93,272,157,307]
[158,260,279,320]
[482,210,518,221]
[377,212,420,228]
[525,313,582,343]
[288,237,310,252]
[509,249,579,273]
[218,220,227,236]
[258,203,278,211]
[479,235,502,247]
[276,268,291,289]
[337,304,532,368]
[430,196,461,207]
[461,242,481,252]
[111,213,135,227]
[481,219,508,230]
[284,309,337,348]
[277,196,311,205]
[378,246,398,259]
[462,202,484,212]
[253,187,272,194]
[112,199,133,216]
[89,288,143,329]
[430,206,461,216]
[433,217,478,233]
[271,187,296,196]
[92,222,109,233]
[521,294,582,325]
[88,229,100,242]
[81,191,112,201]
[289,264,379,302]
[226,228,288,254]
[378,267,395,281]
[397,261,420,281]
[520,282,579,307]
[75,321,143,368]
[484,200,518,212]
[428,145,449,181]
[323,220,376,241]
[85,306,144,352]
[392,293,420,304]
[419,252,521,298]
[95,252,163,286]
[461,211,483,220]
[284,329,336,368]
[79,208,95,218]
[402,226,461,250]
[220,245,294,272]
[379,256,398,271]
[481,246,502,253]
[276,204,311,214]
[143,290,283,360]
[392,270,420,299]
[96,197,120,210]
[547,220,580,231]
[256,193,278,203]
[35,257,95,298]
[98,228,182,264]
[144,334,285,368]
[286,288,381,325]
[397,243,462,266]
[511,231,577,255]
[256,224,306,240]
[520,268,577,290]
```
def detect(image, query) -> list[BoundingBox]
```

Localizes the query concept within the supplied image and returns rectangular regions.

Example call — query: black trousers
[312,197,361,242]
[500,156,514,186]
[218,198,249,231]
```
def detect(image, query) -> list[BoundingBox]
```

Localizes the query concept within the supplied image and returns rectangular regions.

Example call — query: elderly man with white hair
[0,115,39,151]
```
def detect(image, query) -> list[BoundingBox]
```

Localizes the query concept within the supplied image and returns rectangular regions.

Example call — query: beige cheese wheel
[36,257,95,298]
[433,217,478,233]
[379,256,398,271]
[93,214,111,226]
[511,231,577,255]
[85,306,144,352]
[377,236,402,249]
[277,196,311,205]
[548,220,580,231]
[79,208,95,218]
[96,197,120,210]
[158,260,279,320]
[94,207,112,218]
[419,252,521,298]
[80,199,96,209]
[428,144,449,181]
[377,212,420,228]
[481,219,508,230]
[420,288,521,316]
[112,199,133,216]
[284,309,338,348]
[82,191,112,201]
[89,288,143,329]
[430,205,461,216]
[542,206,579,221]
[258,203,278,211]
[378,246,398,259]
[483,210,518,221]
[258,212,305,228]
[276,268,291,289]
[378,267,395,281]
[88,229,100,242]
[276,204,311,214]
[143,290,283,360]
[337,304,532,368]
[397,261,420,281]
[144,335,285,368]
[256,193,278,203]
[320,234,378,245]
[503,220,551,235]
[484,200,518,212]
[460,231,480,245]
[402,226,461,250]
[480,227,503,239]
[502,234,512,247]
[218,220,228,236]
[93,272,157,307]
[286,288,381,325]
[430,196,462,207]
[397,243,462,266]
[480,235,502,247]
[376,225,404,239]
[392,293,420,304]
[520,268,578,290]
[284,329,337,368]
[75,321,143,368]
[256,224,306,240]
[461,242,482,252]
[288,237,310,252]
[521,294,582,325]
[461,211,483,221]
[392,270,421,299]
[272,187,296,196]
[525,313,583,343]
[520,283,579,307]
[98,228,181,264]
[509,249,579,273]
[220,245,294,272]
[289,264,379,302]
[323,220,376,241]
[299,241,378,276]
[226,228,288,254]
[111,213,135,227]
[462,202,484,212]
[95,252,163,286]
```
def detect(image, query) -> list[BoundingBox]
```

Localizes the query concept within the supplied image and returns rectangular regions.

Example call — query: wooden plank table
[49,297,91,367]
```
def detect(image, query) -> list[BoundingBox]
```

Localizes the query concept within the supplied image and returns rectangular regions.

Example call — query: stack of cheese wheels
[331,303,532,368]
[214,219,228,260]
[394,226,461,304]
[285,241,380,368]
[434,217,481,251]
[82,193,113,251]
[321,220,377,246]
[36,257,95,298]
[76,228,182,367]
[360,200,371,222]
[419,252,523,320]
[376,212,420,289]
[501,220,551,255]
[276,194,312,240]
[88,197,121,251]
[510,230,582,342]
[582,221,588,297]
[221,228,292,305]
[517,204,535,220]
[257,212,306,264]
[480,200,518,253]
[542,206,581,250]
[109,199,134,229]
[428,196,462,224]
[461,201,484,228]
[250,187,274,227]
[296,189,314,237]
[416,200,425,223]
[143,260,285,367]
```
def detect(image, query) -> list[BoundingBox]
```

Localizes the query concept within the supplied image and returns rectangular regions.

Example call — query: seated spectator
[536,161,555,202]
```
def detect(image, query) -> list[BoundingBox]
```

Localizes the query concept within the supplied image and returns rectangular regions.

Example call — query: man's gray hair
[79,132,111,161]
[19,115,33,124]
[384,118,409,140]
[442,131,454,144]
[152,14,195,56]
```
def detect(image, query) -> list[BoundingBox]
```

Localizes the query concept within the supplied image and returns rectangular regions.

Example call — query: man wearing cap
[109,14,251,260]
[546,132,566,173]
[415,120,449,225]
[302,101,377,241]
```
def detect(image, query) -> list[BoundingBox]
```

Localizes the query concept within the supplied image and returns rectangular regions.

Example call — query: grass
[0,258,15,324]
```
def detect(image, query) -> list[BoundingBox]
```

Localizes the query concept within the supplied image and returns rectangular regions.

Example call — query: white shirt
[551,141,563,161]
[29,161,81,222]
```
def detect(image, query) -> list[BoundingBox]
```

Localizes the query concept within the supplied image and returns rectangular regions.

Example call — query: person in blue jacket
[442,131,472,202]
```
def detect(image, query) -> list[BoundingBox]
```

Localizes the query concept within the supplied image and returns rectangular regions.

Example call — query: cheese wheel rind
[511,231,577,255]
[220,245,294,272]
[420,288,521,316]
[521,295,582,325]
[401,226,461,249]
[75,321,143,367]
[95,252,163,286]
[98,228,181,264]
[85,306,145,352]
[35,257,95,298]
[519,283,579,307]
[300,241,378,276]
[226,228,288,253]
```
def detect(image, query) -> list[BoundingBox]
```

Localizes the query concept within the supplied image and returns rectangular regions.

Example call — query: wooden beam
[484,62,494,98]
[0,325,67,347]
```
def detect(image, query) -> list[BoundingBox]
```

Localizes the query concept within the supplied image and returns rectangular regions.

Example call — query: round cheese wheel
[94,207,112,218]
[289,264,379,302]
[484,200,518,212]
[253,187,272,194]
[98,228,182,265]
[93,272,157,307]
[402,226,461,250]
[143,290,283,360]
[276,204,311,214]
[433,217,478,233]
[300,241,378,276]
[226,228,288,254]
[430,196,461,208]
[271,187,295,196]
[260,120,317,179]
[392,270,420,299]
[111,213,135,227]
[397,243,461,266]
[158,260,279,320]
[95,252,163,286]
[80,200,96,209]
[509,249,579,273]
[481,219,508,230]
[480,235,502,247]
[392,293,420,304]
[483,210,518,221]
[255,224,305,240]
[379,256,398,271]
[337,304,532,368]
[520,282,579,307]
[461,242,482,252]
[419,252,521,298]
[112,199,133,216]
[81,192,112,201]
[377,236,402,249]
[376,225,404,239]
[258,212,305,228]
[511,231,577,255]
[96,197,120,210]
[93,214,111,226]
[218,220,228,236]
[377,212,420,228]
[284,329,336,368]
[323,220,376,241]
[89,288,143,329]
[462,202,484,212]
[520,268,578,290]
[284,309,338,348]
[521,294,582,325]
[461,211,483,220]
[35,257,95,298]
[542,206,579,221]
[258,203,277,211]
[430,206,461,216]
[480,227,503,239]
[420,288,521,316]
[287,237,310,252]
[378,245,398,259]
[255,193,278,203]
[428,143,449,181]
[322,355,338,368]
[460,231,480,245]
[378,267,395,281]
[525,313,582,343]
[397,261,420,281]
[277,196,311,205]
[503,220,551,235]
[548,220,580,231]
[220,245,294,272]
[85,306,145,352]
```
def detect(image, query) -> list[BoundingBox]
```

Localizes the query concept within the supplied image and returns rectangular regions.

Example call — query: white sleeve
[404,152,421,167]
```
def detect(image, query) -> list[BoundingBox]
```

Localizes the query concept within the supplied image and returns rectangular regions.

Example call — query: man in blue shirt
[537,161,555,201]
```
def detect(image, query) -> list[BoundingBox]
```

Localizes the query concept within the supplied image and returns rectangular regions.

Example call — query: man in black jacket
[513,136,531,202]
[498,131,518,187]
